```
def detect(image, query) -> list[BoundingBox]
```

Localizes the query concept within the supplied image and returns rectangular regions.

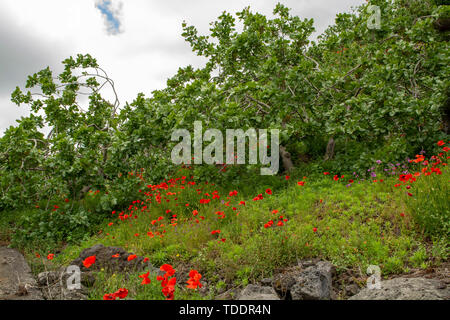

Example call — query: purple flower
[370,172,377,178]
[376,160,382,164]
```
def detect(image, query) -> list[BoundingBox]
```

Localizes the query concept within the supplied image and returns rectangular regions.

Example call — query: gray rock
[291,271,331,300]
[70,244,149,273]
[349,277,450,300]
[215,287,241,300]
[37,268,88,300]
[0,247,43,300]
[271,261,335,300]
[238,284,280,300]
[260,277,273,286]
[345,283,360,296]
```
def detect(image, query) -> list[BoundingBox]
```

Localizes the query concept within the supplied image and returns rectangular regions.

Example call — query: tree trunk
[280,145,294,173]
[324,137,335,161]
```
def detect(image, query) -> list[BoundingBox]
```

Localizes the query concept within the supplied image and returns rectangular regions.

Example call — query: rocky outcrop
[290,261,335,300]
[238,284,280,300]
[70,244,151,273]
[37,244,158,300]
[0,247,43,300]
[272,260,335,300]
[37,268,90,300]
[349,277,449,300]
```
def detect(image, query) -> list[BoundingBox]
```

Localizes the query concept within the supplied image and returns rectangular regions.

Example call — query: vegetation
[0,0,448,300]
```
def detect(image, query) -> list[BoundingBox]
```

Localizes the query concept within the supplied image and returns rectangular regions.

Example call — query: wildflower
[186,270,202,289]
[266,189,272,195]
[139,271,151,285]
[127,254,137,261]
[160,264,176,277]
[47,253,54,260]
[161,277,176,300]
[313,227,318,233]
[229,190,238,197]
[82,255,96,268]
[114,288,128,299]
[103,293,116,300]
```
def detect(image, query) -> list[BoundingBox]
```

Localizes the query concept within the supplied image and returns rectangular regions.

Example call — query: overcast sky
[0,0,365,136]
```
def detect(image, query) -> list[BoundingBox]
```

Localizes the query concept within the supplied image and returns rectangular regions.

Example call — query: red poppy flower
[160,264,175,277]
[82,255,96,268]
[127,254,137,261]
[114,288,128,299]
[103,293,116,300]
[47,253,54,260]
[266,189,272,195]
[186,270,202,289]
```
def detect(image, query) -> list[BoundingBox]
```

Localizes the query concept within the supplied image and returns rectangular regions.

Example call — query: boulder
[290,261,335,300]
[349,277,449,300]
[37,268,88,300]
[238,284,280,300]
[0,247,43,300]
[215,287,241,300]
[272,260,335,300]
[70,244,151,273]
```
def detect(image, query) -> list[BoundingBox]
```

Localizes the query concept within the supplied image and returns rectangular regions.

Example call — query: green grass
[29,171,446,299]
[2,162,448,300]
